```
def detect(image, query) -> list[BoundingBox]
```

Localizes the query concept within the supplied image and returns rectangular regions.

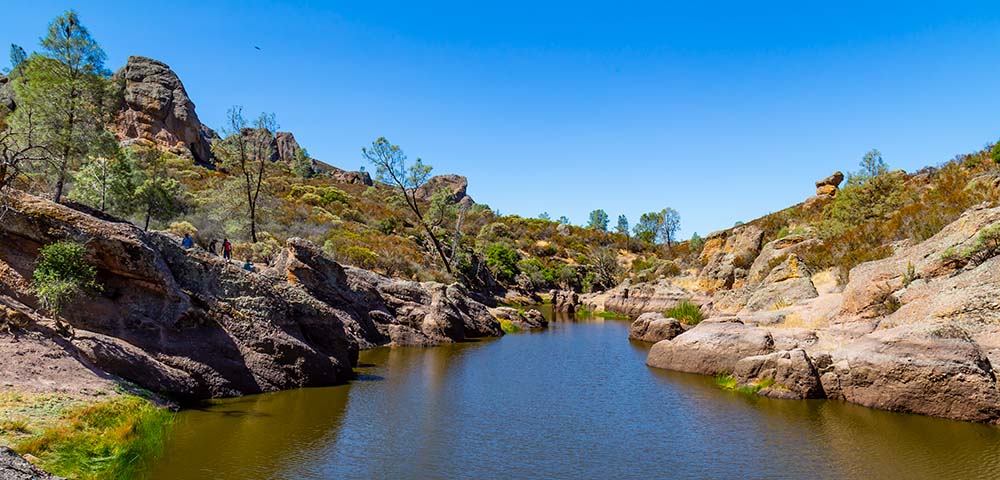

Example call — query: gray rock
[646,318,774,375]
[0,447,63,479]
[733,348,825,399]
[629,313,684,343]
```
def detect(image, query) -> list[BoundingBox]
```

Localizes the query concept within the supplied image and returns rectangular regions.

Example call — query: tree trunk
[144,203,151,231]
[249,203,258,243]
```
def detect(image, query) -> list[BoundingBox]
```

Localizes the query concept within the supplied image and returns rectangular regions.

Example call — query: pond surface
[147,308,1000,479]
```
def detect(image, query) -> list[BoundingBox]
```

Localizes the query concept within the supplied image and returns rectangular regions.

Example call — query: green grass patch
[664,300,703,325]
[715,375,775,395]
[15,395,174,480]
[498,318,521,334]
[575,307,628,320]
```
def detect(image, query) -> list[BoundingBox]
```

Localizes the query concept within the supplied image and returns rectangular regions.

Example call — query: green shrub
[321,187,348,205]
[498,318,520,334]
[484,243,520,284]
[664,300,703,325]
[31,241,103,316]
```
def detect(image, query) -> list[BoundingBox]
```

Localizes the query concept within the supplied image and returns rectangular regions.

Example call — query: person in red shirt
[222,238,233,260]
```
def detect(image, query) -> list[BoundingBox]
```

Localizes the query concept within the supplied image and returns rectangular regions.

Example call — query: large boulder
[585,278,703,316]
[698,225,765,291]
[113,56,214,165]
[414,174,473,207]
[491,307,548,331]
[646,318,774,375]
[551,290,578,313]
[732,349,825,399]
[815,171,844,196]
[824,322,1000,423]
[629,313,684,343]
[741,254,818,313]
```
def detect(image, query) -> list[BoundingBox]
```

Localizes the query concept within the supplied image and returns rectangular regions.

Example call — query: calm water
[147,309,1000,479]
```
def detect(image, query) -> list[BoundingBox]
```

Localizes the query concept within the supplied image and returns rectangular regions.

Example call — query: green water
[146,310,1000,479]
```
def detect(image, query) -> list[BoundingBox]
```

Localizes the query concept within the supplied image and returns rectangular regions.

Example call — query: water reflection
[148,309,1000,480]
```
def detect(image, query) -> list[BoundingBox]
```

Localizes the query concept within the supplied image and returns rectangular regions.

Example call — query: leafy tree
[292,147,313,178]
[633,212,660,243]
[363,136,453,274]
[589,247,622,291]
[538,212,551,221]
[616,214,630,250]
[31,240,102,322]
[557,216,570,225]
[213,107,277,243]
[823,149,905,237]
[10,11,116,202]
[587,209,609,231]
[661,207,681,248]
[484,242,520,284]
[129,148,183,230]
[69,154,139,215]
[633,208,682,247]
[8,44,27,73]
[690,232,705,252]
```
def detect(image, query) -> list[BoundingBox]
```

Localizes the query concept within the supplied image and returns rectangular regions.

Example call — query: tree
[9,44,27,73]
[557,216,570,225]
[129,148,183,230]
[363,137,453,274]
[616,214,630,250]
[31,240,102,328]
[484,243,519,284]
[633,212,660,244]
[587,209,609,231]
[1,108,48,203]
[213,107,277,243]
[69,154,138,215]
[860,149,887,178]
[690,232,705,252]
[538,212,551,221]
[661,207,681,248]
[10,11,116,203]
[292,147,313,178]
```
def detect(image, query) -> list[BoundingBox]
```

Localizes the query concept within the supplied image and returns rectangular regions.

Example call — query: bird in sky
[254,46,261,51]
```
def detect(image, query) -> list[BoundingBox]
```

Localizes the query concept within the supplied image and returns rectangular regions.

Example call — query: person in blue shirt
[181,233,195,249]
[243,259,254,272]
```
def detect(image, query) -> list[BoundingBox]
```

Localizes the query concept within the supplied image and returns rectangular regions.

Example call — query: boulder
[585,279,703,316]
[414,174,473,206]
[0,446,62,480]
[698,225,765,291]
[275,131,300,164]
[491,307,548,331]
[332,169,374,186]
[741,254,818,312]
[629,313,684,343]
[646,318,774,375]
[551,290,578,313]
[733,349,825,399]
[113,56,214,165]
[815,171,844,194]
[825,322,1000,423]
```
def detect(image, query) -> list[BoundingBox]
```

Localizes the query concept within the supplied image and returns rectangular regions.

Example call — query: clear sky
[6,1,1000,237]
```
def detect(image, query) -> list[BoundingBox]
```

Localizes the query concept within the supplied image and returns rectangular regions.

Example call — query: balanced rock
[815,171,844,195]
[113,56,214,165]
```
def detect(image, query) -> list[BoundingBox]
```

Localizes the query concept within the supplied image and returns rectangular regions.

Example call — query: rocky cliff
[0,192,502,401]
[113,56,216,165]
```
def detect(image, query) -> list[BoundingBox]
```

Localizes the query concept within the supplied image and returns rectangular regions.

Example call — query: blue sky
[6,1,1000,237]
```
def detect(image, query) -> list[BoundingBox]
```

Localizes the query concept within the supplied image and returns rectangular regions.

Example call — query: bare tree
[0,108,48,212]
[363,137,453,274]
[213,107,277,243]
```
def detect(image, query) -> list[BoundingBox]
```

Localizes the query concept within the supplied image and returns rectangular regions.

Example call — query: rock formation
[491,307,548,330]
[0,447,62,480]
[698,224,765,291]
[0,191,502,400]
[805,171,844,211]
[628,313,684,343]
[415,174,474,207]
[113,56,215,165]
[0,73,14,116]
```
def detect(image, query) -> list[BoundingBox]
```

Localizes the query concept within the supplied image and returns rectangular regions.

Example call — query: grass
[575,307,629,320]
[715,374,776,395]
[664,300,703,325]
[498,318,521,334]
[15,395,174,480]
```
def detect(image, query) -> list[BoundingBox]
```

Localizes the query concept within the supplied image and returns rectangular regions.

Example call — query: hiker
[209,239,218,255]
[243,259,254,272]
[222,238,232,260]
[181,233,195,249]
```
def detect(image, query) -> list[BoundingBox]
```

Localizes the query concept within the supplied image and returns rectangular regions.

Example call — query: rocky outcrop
[491,307,548,331]
[0,73,14,117]
[550,290,578,313]
[0,192,502,400]
[732,349,824,399]
[583,278,705,316]
[415,174,473,207]
[628,313,684,343]
[823,322,1000,423]
[741,254,818,312]
[275,132,300,164]
[698,225,765,291]
[805,171,845,211]
[113,56,214,165]
[0,447,62,480]
[646,318,774,375]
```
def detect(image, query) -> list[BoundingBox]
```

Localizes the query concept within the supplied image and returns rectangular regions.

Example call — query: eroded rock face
[414,174,473,207]
[699,225,765,291]
[0,192,502,400]
[113,56,214,165]
[825,322,1000,423]
[646,318,774,375]
[733,349,824,399]
[629,313,684,343]
[742,254,818,313]
[551,290,578,313]
[586,279,703,316]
